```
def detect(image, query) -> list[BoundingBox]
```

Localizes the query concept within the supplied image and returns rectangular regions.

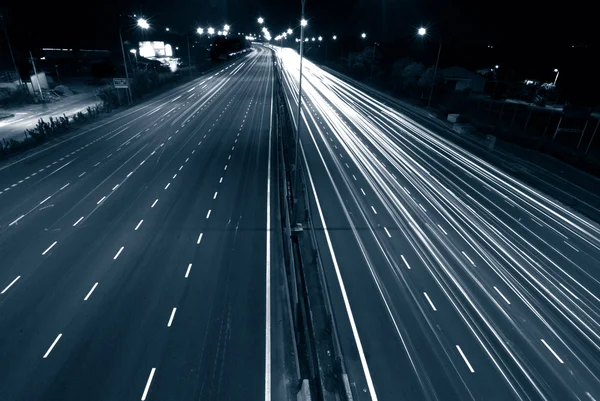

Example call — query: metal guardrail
[270,50,353,401]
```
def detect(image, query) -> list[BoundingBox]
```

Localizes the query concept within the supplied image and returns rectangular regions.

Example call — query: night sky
[1,0,597,84]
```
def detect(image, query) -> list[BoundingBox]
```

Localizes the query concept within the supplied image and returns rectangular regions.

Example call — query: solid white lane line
[265,82,273,401]
[541,339,564,364]
[60,183,70,190]
[423,292,437,311]
[97,196,106,205]
[213,192,218,199]
[135,220,144,231]
[185,263,192,278]
[40,196,52,205]
[462,251,475,266]
[42,241,58,255]
[456,345,475,373]
[164,183,170,190]
[43,334,63,358]
[384,227,391,237]
[167,308,177,327]
[371,206,377,214]
[151,199,158,208]
[206,210,211,219]
[401,254,411,269]
[9,215,24,226]
[141,368,156,401]
[112,184,119,191]
[84,282,99,301]
[494,286,511,305]
[438,224,448,235]
[114,246,124,260]
[1,276,21,294]
[564,241,579,252]
[197,233,203,244]
[360,188,366,196]
[219,177,223,183]
[73,216,84,226]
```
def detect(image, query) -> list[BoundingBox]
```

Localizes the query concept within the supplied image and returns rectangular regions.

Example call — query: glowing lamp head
[333,35,337,40]
[300,19,308,27]
[418,27,426,36]
[137,18,149,29]
[361,32,366,39]
[258,17,264,24]
[208,27,215,35]
[197,27,204,34]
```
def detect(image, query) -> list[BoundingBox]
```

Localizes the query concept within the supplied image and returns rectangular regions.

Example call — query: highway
[276,47,600,401]
[0,47,293,400]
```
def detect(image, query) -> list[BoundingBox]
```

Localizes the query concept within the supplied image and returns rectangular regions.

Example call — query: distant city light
[318,36,322,41]
[258,17,264,24]
[418,27,426,36]
[301,19,308,27]
[311,37,315,41]
[224,24,230,31]
[197,27,204,34]
[217,30,223,35]
[208,27,215,35]
[287,28,293,35]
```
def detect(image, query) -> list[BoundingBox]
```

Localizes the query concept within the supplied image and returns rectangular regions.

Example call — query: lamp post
[119,17,149,105]
[553,68,560,85]
[293,13,307,201]
[0,15,23,86]
[130,49,138,70]
[418,27,441,108]
[370,42,379,79]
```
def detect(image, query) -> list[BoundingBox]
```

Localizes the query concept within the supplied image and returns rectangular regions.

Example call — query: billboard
[139,41,173,58]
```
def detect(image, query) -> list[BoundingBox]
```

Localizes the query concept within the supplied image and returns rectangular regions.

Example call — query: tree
[418,66,444,93]
[400,62,425,94]
[390,58,413,90]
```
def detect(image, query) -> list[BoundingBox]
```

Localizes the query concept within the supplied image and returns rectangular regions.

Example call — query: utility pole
[119,25,133,105]
[1,15,23,87]
[29,51,44,101]
[427,42,442,108]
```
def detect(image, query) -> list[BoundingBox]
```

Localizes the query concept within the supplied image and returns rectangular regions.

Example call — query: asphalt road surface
[276,47,600,401]
[0,47,292,400]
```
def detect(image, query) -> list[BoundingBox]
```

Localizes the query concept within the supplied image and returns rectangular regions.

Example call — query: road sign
[113,78,129,88]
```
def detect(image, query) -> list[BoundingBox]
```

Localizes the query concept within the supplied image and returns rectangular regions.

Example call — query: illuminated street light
[333,35,337,40]
[129,49,136,54]
[197,27,204,34]
[208,27,215,35]
[311,37,315,41]
[217,30,223,35]
[417,26,441,107]
[287,28,293,35]
[224,24,230,31]
[361,32,366,39]
[318,36,322,41]
[301,19,308,27]
[262,27,268,33]
[137,18,150,29]
[553,68,560,85]
[165,27,170,31]
[418,27,426,36]
[495,65,499,69]
[258,17,264,24]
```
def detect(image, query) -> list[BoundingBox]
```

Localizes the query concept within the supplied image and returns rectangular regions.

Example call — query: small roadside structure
[441,66,487,93]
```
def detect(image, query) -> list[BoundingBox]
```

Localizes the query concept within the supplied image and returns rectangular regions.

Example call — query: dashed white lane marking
[185,264,192,278]
[135,220,144,231]
[437,224,448,235]
[1,276,21,294]
[42,241,58,255]
[84,282,99,301]
[78,172,86,178]
[228,155,231,160]
[73,216,84,226]
[371,206,377,214]
[151,199,158,208]
[219,177,223,183]
[164,183,171,190]
[224,165,228,171]
[401,254,411,269]
[167,308,177,327]
[384,227,391,237]
[9,215,24,226]
[173,174,177,179]
[93,162,101,167]
[456,345,475,373]
[206,210,211,219]
[112,184,119,191]
[43,333,63,358]
[213,192,218,199]
[494,286,511,305]
[127,172,133,178]
[462,251,475,266]
[40,196,51,205]
[360,188,366,196]
[197,233,204,244]
[541,339,564,364]
[423,292,437,311]
[179,166,183,171]
[141,368,156,401]
[113,246,124,260]
[419,204,427,213]
[564,241,579,252]
[185,158,189,163]
[97,196,106,205]
[60,183,70,190]
[352,174,357,181]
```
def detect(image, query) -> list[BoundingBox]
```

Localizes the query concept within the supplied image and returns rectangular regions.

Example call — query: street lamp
[119,16,149,105]
[287,28,293,35]
[554,68,560,85]
[495,64,499,69]
[417,26,441,108]
[165,27,170,31]
[197,27,204,34]
[258,17,264,24]
[224,24,230,31]
[129,49,138,70]
[0,15,23,86]
[208,27,215,35]
[361,32,366,39]
[137,18,150,29]
[301,19,308,27]
[332,35,337,40]
[318,36,322,41]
